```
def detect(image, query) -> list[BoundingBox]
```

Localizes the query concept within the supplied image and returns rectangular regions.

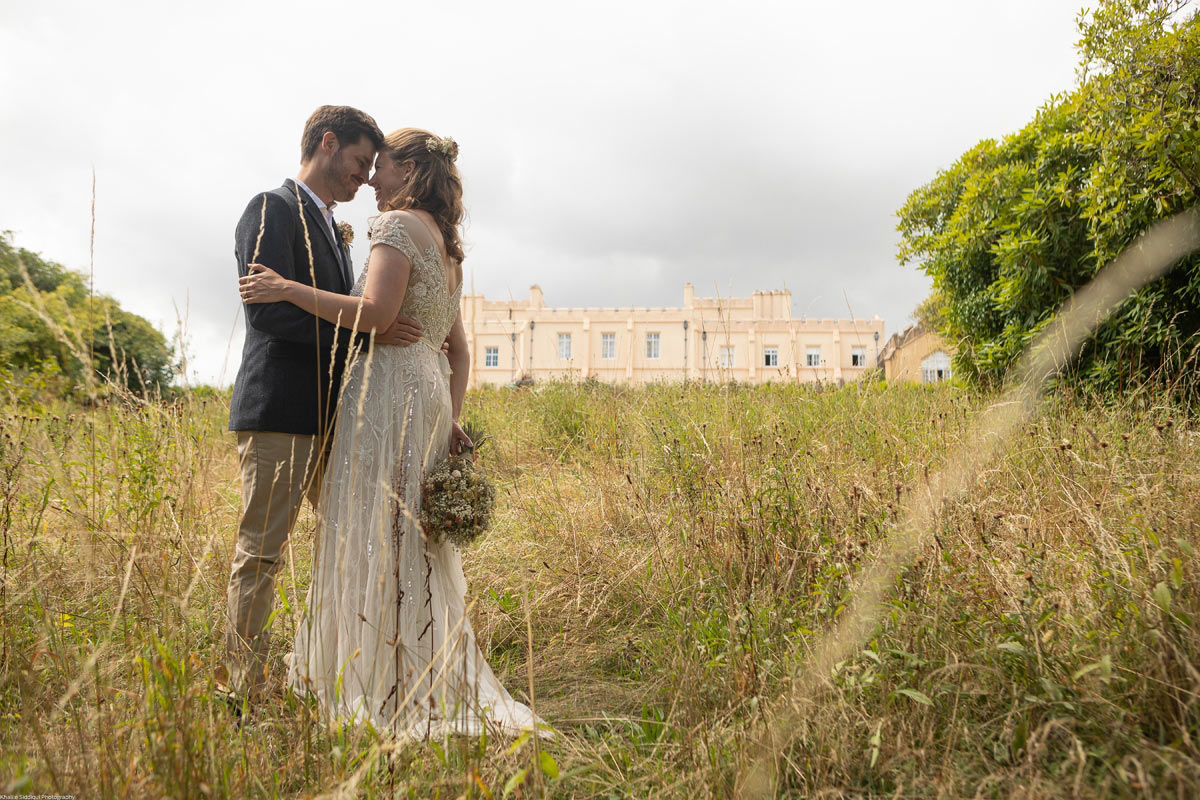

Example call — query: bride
[238,128,542,739]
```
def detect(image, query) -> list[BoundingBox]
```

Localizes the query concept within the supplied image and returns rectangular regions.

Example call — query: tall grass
[1,378,1198,797]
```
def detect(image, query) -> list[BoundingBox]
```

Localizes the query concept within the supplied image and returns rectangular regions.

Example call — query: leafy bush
[0,231,174,400]
[898,0,1200,391]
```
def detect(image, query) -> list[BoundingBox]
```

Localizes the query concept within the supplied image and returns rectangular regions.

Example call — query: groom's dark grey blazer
[228,179,364,436]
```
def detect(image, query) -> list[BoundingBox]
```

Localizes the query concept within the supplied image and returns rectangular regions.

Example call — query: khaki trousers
[223,430,329,699]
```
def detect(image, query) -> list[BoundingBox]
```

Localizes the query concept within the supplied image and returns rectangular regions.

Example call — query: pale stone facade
[877,324,955,383]
[460,284,885,387]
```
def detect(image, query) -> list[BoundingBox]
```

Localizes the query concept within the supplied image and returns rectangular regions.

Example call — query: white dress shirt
[294,178,337,240]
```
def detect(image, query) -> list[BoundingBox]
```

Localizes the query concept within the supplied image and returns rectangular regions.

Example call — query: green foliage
[0,231,174,399]
[898,0,1200,391]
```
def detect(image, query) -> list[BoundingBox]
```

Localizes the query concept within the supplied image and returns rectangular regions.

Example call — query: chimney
[529,284,544,309]
[683,283,694,309]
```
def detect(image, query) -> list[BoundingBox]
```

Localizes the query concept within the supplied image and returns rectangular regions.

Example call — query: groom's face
[325,135,377,204]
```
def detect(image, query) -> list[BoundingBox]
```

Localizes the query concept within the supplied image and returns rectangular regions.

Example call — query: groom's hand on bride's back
[374,313,423,347]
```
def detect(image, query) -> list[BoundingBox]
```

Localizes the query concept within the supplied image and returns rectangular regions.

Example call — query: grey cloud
[1,0,1090,384]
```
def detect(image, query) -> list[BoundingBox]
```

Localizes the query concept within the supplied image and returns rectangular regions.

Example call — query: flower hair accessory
[336,220,354,246]
[425,136,459,162]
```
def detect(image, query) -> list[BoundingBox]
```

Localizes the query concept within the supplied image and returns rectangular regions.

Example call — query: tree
[0,232,175,398]
[897,0,1200,391]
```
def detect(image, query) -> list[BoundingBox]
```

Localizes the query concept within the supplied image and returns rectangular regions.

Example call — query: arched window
[921,350,952,383]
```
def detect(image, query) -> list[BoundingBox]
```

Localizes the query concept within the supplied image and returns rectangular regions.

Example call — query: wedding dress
[286,211,542,739]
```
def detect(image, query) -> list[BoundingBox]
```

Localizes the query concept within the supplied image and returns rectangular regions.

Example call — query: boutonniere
[336,220,354,246]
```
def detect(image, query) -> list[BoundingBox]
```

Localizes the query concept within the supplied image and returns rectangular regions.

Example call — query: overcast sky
[0,0,1092,386]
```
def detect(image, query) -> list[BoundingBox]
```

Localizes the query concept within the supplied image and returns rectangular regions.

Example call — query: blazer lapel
[333,223,354,290]
[286,180,344,289]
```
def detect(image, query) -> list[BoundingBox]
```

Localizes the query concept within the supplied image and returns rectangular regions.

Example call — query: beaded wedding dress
[286,211,542,738]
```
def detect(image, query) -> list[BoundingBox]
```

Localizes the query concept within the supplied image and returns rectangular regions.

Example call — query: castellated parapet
[460,284,885,386]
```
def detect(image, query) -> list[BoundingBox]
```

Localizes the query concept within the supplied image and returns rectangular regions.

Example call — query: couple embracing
[222,105,542,739]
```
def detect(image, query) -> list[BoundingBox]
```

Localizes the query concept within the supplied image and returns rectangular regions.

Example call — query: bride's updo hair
[380,128,465,264]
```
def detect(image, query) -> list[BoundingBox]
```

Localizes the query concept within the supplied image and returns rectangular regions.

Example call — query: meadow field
[1,379,1198,798]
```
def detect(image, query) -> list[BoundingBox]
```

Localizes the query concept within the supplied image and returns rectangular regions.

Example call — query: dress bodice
[353,212,462,349]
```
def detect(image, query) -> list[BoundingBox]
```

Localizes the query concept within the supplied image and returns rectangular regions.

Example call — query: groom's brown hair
[300,106,385,163]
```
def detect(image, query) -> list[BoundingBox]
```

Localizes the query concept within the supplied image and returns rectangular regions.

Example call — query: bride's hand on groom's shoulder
[374,313,424,347]
[239,263,293,304]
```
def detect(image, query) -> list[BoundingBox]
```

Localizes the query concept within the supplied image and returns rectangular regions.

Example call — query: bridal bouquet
[419,422,496,547]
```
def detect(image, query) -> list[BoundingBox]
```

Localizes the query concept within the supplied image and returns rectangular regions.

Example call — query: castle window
[645,332,660,359]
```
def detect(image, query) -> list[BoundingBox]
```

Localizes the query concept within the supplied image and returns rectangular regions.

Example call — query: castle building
[459,284,885,387]
[876,324,955,383]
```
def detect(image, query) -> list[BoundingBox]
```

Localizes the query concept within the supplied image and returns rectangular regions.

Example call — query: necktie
[331,214,351,288]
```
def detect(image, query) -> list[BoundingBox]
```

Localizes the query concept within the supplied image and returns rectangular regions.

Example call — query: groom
[221,105,422,709]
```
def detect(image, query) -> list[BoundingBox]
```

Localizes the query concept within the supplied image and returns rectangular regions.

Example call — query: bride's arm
[445,313,473,455]
[239,245,411,334]
[445,313,470,421]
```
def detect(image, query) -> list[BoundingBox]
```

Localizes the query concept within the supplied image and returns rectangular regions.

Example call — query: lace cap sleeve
[367,213,420,262]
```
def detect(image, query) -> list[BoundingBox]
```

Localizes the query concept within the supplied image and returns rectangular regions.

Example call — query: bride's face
[367,152,413,211]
